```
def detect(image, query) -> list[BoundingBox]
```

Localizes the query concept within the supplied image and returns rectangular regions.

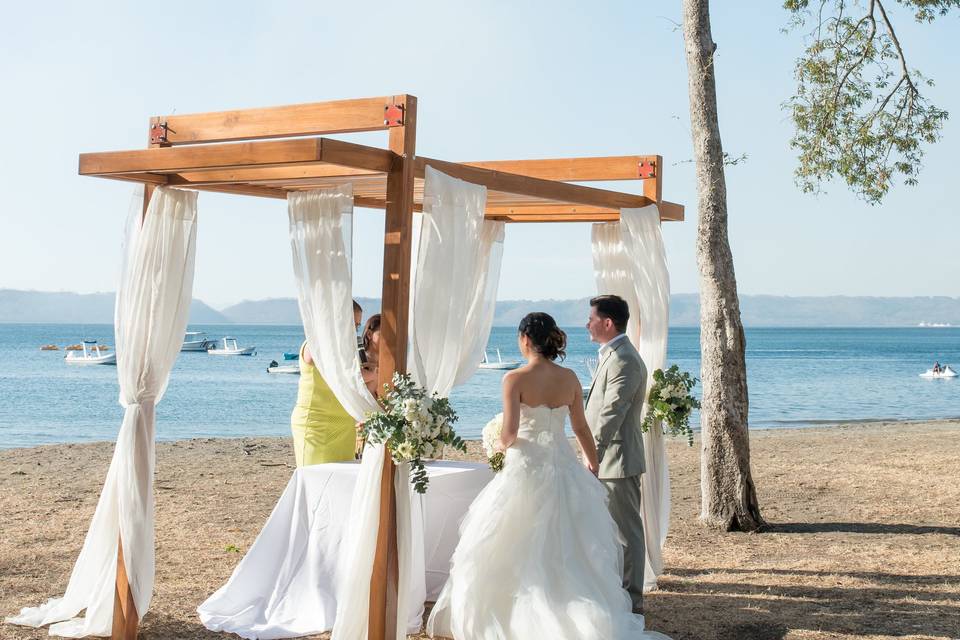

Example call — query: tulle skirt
[427,431,670,640]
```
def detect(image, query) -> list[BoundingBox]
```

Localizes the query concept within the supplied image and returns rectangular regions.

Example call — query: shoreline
[2,419,958,639]
[1,415,957,453]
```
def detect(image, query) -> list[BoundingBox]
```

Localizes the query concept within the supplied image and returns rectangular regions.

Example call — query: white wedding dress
[427,403,670,640]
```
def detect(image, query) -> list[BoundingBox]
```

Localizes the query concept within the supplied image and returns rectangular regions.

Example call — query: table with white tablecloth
[197,460,492,639]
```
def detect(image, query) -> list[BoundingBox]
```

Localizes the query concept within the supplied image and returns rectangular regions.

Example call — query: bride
[427,312,670,640]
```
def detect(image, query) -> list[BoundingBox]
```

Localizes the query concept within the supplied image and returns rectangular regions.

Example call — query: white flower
[481,415,504,458]
[441,424,451,437]
[421,396,434,411]
[395,441,416,461]
[422,442,434,458]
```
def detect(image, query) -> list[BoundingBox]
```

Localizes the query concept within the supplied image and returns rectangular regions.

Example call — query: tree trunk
[681,0,765,532]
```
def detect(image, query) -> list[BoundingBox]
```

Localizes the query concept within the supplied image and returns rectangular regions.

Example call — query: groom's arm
[594,357,643,459]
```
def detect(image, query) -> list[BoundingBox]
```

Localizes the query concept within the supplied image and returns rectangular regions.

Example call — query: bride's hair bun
[518,312,567,362]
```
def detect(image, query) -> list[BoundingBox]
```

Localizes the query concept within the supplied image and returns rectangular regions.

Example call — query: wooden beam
[493,213,622,223]
[80,138,396,180]
[318,138,396,173]
[152,95,407,145]
[659,200,685,221]
[172,164,379,186]
[416,157,651,211]
[463,156,657,181]
[370,95,416,640]
[80,139,324,175]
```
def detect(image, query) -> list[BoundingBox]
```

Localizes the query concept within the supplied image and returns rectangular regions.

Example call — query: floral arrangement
[360,373,466,494]
[641,365,700,446]
[481,414,505,472]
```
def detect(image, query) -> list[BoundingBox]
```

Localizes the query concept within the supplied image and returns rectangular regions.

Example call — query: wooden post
[111,123,163,640]
[644,154,663,205]
[369,95,417,640]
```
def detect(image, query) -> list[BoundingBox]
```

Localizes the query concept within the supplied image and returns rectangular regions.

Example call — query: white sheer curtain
[332,168,502,640]
[410,165,504,394]
[591,204,671,592]
[289,186,379,419]
[288,186,401,639]
[6,186,198,637]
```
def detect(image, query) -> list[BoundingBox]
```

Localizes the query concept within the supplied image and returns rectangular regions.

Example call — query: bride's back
[511,360,579,409]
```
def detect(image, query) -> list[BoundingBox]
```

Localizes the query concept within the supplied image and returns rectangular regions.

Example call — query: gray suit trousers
[603,476,644,612]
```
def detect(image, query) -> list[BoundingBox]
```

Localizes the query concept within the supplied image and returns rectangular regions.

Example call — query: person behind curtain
[290,300,364,466]
[360,313,381,397]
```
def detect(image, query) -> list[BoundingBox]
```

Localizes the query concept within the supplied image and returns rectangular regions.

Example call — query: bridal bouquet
[642,364,700,446]
[360,372,466,494]
[481,415,505,472]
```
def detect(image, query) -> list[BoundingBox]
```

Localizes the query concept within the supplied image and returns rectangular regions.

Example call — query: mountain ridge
[3,289,960,327]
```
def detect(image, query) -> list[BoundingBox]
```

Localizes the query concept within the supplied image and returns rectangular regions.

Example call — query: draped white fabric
[591,204,671,592]
[333,168,501,640]
[5,186,198,637]
[288,186,380,420]
[288,187,401,640]
[410,165,504,395]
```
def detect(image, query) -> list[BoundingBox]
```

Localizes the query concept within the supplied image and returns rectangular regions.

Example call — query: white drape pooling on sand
[591,204,671,592]
[329,167,503,640]
[5,186,198,637]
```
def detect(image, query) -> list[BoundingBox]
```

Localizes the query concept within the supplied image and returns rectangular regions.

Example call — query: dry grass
[1,420,958,639]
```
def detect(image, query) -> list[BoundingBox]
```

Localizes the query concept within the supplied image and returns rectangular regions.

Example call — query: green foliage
[488,451,505,473]
[224,544,241,553]
[642,365,700,447]
[784,0,954,203]
[361,373,466,494]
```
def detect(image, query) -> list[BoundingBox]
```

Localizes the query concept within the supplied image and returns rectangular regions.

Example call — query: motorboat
[64,340,116,365]
[182,331,217,352]
[267,360,300,375]
[478,348,521,370]
[919,366,958,379]
[283,352,300,361]
[207,337,256,356]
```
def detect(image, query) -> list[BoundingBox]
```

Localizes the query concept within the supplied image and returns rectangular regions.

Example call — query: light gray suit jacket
[585,337,648,479]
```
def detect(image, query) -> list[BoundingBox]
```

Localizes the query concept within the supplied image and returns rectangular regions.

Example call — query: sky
[0,1,957,309]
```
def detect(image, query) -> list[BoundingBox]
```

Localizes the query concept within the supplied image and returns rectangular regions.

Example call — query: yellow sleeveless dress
[290,341,357,466]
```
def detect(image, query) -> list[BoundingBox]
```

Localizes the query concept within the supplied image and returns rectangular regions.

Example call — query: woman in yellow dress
[289,301,364,466]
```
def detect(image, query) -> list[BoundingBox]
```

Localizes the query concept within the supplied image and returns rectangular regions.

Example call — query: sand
[1,420,958,639]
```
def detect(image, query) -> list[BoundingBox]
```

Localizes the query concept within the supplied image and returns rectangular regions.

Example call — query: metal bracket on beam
[638,159,656,179]
[149,122,169,145]
[384,104,404,127]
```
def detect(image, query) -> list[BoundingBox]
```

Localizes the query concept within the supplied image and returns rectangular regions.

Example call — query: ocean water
[1,324,958,449]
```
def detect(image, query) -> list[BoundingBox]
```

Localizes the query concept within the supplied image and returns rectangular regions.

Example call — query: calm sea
[1,324,958,449]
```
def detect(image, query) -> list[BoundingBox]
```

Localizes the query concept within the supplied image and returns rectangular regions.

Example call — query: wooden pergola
[78,94,683,640]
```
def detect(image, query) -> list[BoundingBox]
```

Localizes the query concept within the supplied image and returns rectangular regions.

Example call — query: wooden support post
[111,538,139,639]
[644,154,663,205]
[369,95,417,640]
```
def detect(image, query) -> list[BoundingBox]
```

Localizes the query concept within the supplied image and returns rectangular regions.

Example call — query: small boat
[919,366,958,379]
[478,349,521,370]
[64,340,116,365]
[182,331,217,352]
[207,337,256,356]
[283,352,300,361]
[267,360,300,375]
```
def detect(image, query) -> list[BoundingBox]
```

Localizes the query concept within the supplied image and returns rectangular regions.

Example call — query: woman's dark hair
[590,295,630,333]
[362,314,381,350]
[518,312,567,361]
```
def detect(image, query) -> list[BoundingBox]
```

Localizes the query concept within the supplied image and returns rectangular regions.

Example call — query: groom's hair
[590,295,630,333]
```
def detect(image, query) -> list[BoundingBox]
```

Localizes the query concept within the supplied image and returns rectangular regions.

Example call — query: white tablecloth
[198,460,491,639]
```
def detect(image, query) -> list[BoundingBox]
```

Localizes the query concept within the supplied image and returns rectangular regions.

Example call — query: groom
[584,294,648,613]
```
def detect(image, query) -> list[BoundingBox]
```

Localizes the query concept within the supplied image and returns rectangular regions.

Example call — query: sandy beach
[1,420,958,640]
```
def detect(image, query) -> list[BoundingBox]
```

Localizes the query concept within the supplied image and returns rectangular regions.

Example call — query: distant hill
[4,289,960,327]
[218,293,960,328]
[0,290,229,324]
